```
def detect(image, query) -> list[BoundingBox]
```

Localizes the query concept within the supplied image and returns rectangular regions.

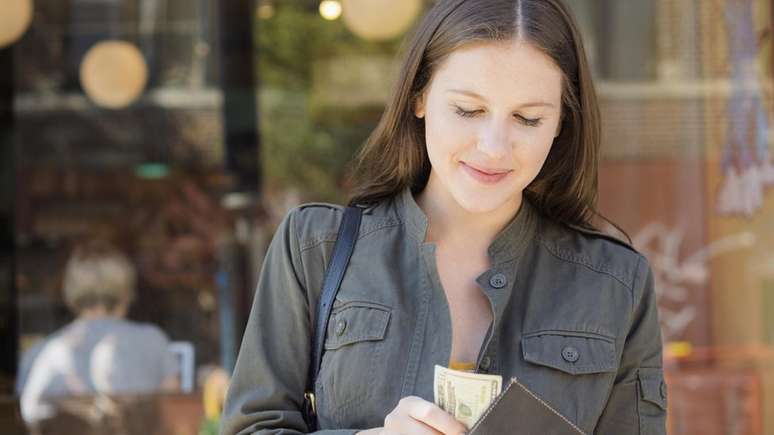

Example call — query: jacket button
[561,346,580,363]
[489,273,507,289]
[480,356,492,371]
[335,319,347,336]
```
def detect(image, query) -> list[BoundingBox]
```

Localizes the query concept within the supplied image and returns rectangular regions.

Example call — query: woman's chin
[450,186,522,215]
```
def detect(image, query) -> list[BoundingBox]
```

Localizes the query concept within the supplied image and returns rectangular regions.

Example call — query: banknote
[433,365,503,429]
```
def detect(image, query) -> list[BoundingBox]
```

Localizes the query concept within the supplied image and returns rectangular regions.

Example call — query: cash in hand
[433,365,503,429]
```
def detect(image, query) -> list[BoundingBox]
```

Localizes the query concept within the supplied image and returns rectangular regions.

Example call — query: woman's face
[414,39,564,214]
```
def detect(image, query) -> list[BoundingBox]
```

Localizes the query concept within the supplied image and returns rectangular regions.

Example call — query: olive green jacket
[221,187,667,435]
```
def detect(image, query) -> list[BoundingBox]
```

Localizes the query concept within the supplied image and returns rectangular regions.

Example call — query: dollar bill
[433,364,503,429]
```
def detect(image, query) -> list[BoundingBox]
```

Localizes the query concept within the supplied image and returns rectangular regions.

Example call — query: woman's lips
[460,162,512,184]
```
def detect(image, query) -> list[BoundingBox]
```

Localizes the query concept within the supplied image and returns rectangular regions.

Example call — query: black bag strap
[303,205,363,430]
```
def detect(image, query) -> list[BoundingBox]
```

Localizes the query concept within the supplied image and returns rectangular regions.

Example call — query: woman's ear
[413,93,426,119]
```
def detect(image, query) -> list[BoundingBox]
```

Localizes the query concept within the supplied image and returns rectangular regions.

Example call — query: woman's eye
[515,114,543,127]
[453,106,542,127]
[454,107,482,118]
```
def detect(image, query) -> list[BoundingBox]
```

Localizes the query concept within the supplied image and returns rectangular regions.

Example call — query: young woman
[222,1,666,434]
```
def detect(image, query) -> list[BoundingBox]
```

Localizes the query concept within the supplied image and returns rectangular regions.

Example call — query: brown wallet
[468,378,587,435]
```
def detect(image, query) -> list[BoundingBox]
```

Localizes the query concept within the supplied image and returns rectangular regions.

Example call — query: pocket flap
[638,367,667,410]
[522,330,617,375]
[324,302,391,350]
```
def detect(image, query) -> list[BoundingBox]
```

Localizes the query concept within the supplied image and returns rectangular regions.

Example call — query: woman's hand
[356,396,468,435]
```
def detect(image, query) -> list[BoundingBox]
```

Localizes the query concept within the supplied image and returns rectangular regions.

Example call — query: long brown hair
[347,0,618,235]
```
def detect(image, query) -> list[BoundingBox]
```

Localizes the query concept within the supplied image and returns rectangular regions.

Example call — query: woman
[222,0,666,434]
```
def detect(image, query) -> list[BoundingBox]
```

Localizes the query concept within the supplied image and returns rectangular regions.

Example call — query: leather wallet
[468,378,586,435]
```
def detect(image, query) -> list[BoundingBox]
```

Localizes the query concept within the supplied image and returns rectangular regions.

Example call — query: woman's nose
[476,119,511,159]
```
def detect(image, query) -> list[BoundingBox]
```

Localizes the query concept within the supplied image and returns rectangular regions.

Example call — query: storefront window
[4,1,242,433]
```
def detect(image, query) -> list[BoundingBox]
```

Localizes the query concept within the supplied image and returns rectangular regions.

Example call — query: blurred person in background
[15,240,179,425]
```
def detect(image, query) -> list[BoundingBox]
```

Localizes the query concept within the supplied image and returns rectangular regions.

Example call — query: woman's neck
[415,174,522,250]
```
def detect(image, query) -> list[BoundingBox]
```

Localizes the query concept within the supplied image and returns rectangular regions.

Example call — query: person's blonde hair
[63,240,136,313]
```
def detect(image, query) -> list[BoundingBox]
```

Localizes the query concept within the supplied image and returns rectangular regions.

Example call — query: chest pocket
[519,329,618,429]
[521,330,617,375]
[324,302,391,350]
[316,300,392,420]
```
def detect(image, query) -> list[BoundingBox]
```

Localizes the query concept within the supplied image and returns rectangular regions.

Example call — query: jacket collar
[397,186,538,264]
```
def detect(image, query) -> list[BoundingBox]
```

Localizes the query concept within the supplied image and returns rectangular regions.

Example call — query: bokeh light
[341,0,420,41]
[0,0,34,48]
[319,0,342,21]
[79,41,149,109]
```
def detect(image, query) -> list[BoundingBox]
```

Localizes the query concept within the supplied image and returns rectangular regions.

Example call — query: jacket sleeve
[594,255,667,435]
[220,208,358,435]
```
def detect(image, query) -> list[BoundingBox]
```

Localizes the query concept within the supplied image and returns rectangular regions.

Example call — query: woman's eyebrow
[446,89,555,109]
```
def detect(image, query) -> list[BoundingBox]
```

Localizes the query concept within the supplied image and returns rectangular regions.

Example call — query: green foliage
[255,2,408,202]
[259,87,341,200]
[256,3,402,91]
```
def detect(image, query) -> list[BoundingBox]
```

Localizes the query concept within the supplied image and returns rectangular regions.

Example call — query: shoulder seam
[288,208,310,292]
[536,236,634,290]
[565,223,639,254]
[297,202,343,211]
[298,219,401,253]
